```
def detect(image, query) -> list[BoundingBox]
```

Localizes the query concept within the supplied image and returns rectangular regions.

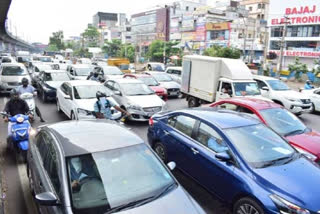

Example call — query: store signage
[270,50,320,58]
[206,22,230,31]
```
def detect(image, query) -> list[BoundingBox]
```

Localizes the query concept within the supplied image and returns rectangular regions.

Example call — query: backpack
[96,99,111,112]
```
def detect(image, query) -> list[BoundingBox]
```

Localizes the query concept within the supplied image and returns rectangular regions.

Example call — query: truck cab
[107,58,130,73]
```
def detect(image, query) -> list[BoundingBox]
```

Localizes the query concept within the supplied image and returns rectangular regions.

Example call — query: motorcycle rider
[304,80,315,90]
[3,89,32,137]
[17,78,45,122]
[93,91,130,120]
[87,67,105,82]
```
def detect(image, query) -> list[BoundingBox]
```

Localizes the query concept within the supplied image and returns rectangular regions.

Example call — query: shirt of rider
[94,97,116,119]
[17,85,35,94]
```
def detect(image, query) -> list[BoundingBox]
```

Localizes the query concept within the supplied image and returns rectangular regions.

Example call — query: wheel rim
[155,145,165,161]
[237,204,260,214]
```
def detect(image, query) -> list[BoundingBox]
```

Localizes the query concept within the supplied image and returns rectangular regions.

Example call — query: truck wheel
[188,97,200,108]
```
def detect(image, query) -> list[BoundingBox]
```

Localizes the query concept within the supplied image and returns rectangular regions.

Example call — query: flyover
[0,0,34,52]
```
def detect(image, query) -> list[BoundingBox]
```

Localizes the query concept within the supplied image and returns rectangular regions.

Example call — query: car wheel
[41,91,47,103]
[56,99,61,113]
[154,142,168,163]
[233,197,265,214]
[311,103,316,114]
[188,97,200,108]
[70,111,76,120]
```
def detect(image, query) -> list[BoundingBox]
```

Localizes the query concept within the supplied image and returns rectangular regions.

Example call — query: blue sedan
[148,108,320,214]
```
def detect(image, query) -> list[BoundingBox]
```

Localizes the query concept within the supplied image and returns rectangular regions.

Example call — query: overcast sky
[7,0,178,44]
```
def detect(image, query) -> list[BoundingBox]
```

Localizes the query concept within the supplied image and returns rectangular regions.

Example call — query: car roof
[72,64,92,68]
[217,98,282,110]
[175,107,260,129]
[43,70,67,73]
[64,80,101,86]
[166,66,182,70]
[112,78,143,84]
[253,75,277,81]
[45,120,144,157]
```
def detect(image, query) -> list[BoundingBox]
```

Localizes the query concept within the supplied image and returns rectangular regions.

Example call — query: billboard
[269,0,320,26]
[156,8,169,41]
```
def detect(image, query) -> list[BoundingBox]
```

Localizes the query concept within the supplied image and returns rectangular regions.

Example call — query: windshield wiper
[258,155,294,168]
[105,196,154,214]
[284,129,305,137]
[152,182,176,200]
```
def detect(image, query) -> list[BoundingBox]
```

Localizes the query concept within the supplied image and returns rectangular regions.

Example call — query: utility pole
[242,18,248,62]
[277,16,290,77]
[250,19,257,63]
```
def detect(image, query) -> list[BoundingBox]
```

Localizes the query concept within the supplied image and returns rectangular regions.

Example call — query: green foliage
[203,45,241,59]
[73,48,92,58]
[82,26,100,47]
[146,40,183,62]
[103,39,122,57]
[46,44,59,52]
[119,44,135,62]
[288,57,308,80]
[49,31,65,50]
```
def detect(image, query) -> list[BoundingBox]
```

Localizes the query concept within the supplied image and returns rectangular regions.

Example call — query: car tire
[70,111,76,120]
[154,142,168,163]
[41,91,47,103]
[188,97,200,108]
[311,103,316,114]
[233,197,265,214]
[56,99,61,113]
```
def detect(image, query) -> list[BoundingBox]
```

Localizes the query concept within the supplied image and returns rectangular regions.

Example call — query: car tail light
[149,117,154,127]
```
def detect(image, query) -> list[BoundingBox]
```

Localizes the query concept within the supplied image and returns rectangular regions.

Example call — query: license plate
[169,92,178,95]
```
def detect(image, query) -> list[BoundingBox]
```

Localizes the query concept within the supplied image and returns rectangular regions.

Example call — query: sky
[7,0,178,44]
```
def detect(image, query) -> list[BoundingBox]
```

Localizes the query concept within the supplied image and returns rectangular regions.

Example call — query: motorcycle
[1,112,32,163]
[20,92,35,122]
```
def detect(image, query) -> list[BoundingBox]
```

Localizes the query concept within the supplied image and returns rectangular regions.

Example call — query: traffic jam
[1,52,320,214]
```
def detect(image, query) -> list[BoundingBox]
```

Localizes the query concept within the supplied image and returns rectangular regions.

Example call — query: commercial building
[93,12,126,29]
[268,0,320,68]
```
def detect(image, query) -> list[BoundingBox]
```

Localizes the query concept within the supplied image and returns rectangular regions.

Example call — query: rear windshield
[2,66,27,76]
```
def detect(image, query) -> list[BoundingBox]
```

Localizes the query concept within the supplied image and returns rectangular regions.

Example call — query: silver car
[147,72,181,97]
[104,78,167,121]
[0,63,31,93]
[165,66,182,84]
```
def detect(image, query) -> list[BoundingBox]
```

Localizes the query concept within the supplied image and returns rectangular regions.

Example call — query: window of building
[261,14,265,20]
[257,14,261,19]
[249,6,252,11]
[258,3,261,9]
[261,4,265,9]
[271,27,283,37]
[186,6,189,11]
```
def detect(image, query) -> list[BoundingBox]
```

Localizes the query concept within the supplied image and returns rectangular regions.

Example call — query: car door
[59,83,73,117]
[311,89,320,111]
[33,131,64,214]
[113,82,126,106]
[64,83,74,117]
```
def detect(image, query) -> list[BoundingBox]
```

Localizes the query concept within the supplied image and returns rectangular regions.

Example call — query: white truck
[181,55,265,107]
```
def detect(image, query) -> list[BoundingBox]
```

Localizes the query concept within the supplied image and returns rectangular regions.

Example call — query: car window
[105,81,115,90]
[314,90,320,95]
[36,132,49,162]
[172,70,181,75]
[113,83,121,91]
[170,115,196,137]
[255,79,267,89]
[217,103,238,111]
[60,83,68,95]
[166,69,172,74]
[221,82,232,95]
[238,106,254,114]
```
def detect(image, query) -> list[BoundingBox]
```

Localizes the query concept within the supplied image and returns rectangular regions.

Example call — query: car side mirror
[114,90,121,96]
[167,162,176,171]
[215,152,232,162]
[261,86,269,91]
[64,95,71,100]
[35,192,60,206]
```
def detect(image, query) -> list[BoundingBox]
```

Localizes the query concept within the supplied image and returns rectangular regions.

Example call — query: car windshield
[73,85,112,99]
[75,67,92,76]
[233,82,261,96]
[44,72,70,81]
[260,108,307,136]
[152,64,165,71]
[152,73,173,82]
[119,64,129,70]
[103,67,123,75]
[17,57,30,63]
[122,83,155,96]
[2,66,27,76]
[2,58,12,63]
[266,80,290,91]
[226,124,296,168]
[67,144,175,213]
[39,57,52,62]
[80,59,91,64]
[140,77,159,86]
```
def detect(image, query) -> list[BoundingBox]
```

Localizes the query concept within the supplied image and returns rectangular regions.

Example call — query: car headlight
[127,103,142,111]
[270,194,310,214]
[77,108,93,117]
[292,146,317,162]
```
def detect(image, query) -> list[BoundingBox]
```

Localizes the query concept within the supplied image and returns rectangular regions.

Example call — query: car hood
[105,75,124,80]
[274,90,309,100]
[286,131,320,158]
[159,81,180,89]
[0,75,30,83]
[74,76,87,80]
[149,86,166,93]
[118,186,204,214]
[254,157,320,211]
[45,81,65,89]
[74,97,119,111]
[127,95,164,108]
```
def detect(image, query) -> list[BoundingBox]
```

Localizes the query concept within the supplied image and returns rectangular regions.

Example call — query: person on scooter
[17,78,45,122]
[86,70,101,81]
[3,89,32,137]
[304,80,315,90]
[93,91,130,120]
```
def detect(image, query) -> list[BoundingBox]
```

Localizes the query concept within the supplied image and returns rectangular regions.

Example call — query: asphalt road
[0,95,319,214]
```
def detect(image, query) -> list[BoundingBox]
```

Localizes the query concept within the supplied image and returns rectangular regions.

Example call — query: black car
[27,120,204,214]
[36,70,71,102]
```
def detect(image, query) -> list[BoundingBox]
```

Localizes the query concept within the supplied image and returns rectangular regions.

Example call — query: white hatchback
[56,80,121,120]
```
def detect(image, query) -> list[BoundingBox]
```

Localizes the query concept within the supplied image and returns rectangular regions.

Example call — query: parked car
[211,98,320,163]
[301,87,320,113]
[104,78,167,121]
[124,74,168,100]
[95,65,124,80]
[147,72,181,97]
[38,56,53,63]
[37,70,71,102]
[27,120,205,214]
[253,75,312,115]
[56,80,121,120]
[67,64,93,80]
[146,62,165,72]
[0,63,30,93]
[165,66,182,84]
[148,108,320,214]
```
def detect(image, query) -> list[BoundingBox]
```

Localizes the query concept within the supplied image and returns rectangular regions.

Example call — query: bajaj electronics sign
[269,0,320,26]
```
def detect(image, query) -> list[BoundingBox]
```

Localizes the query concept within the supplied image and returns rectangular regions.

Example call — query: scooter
[1,112,32,163]
[20,92,35,122]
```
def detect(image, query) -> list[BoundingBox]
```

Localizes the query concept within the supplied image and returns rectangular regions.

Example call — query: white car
[67,64,93,80]
[104,78,167,121]
[78,58,92,65]
[56,80,121,120]
[0,63,30,93]
[301,87,320,112]
[147,72,181,97]
[254,75,312,115]
[96,65,124,80]
[165,66,182,84]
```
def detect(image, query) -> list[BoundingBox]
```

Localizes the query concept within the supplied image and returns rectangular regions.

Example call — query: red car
[124,74,168,100]
[210,98,320,164]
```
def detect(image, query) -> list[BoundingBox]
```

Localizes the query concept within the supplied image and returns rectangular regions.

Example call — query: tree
[49,31,65,50]
[46,44,59,52]
[103,39,122,57]
[288,57,308,80]
[203,45,241,59]
[147,40,182,62]
[82,25,100,47]
[119,44,135,62]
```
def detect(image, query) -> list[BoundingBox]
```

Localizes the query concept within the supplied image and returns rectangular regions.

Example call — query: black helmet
[96,91,106,99]
[21,77,29,85]
[10,88,19,98]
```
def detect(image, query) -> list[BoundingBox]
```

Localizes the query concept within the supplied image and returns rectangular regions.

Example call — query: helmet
[306,80,311,84]
[10,88,19,99]
[21,77,29,86]
[96,91,106,99]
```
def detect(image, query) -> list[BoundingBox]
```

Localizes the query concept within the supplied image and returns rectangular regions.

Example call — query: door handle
[191,148,199,155]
